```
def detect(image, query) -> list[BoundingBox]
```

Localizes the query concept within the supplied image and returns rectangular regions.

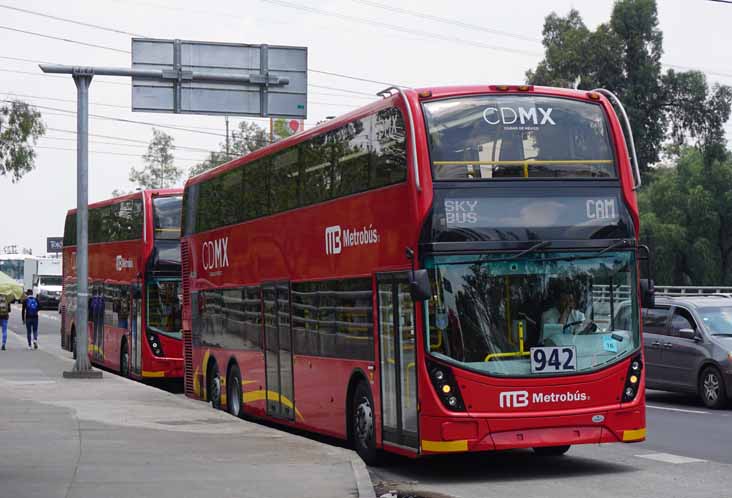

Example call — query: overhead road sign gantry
[131,39,307,118]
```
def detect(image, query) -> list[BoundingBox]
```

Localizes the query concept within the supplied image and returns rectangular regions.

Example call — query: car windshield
[147,279,182,337]
[424,251,639,377]
[698,307,732,335]
[40,276,62,286]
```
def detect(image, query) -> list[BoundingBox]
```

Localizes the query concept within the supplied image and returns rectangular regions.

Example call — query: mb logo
[325,225,342,255]
[499,390,529,408]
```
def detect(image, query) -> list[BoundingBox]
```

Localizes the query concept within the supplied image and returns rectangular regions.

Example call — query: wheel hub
[704,373,720,402]
[354,397,373,446]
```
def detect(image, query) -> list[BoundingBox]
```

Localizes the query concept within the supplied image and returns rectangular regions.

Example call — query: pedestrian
[21,289,40,350]
[0,293,10,350]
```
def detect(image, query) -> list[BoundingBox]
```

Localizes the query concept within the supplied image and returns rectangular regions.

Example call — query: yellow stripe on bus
[142,370,166,378]
[622,428,646,441]
[243,390,304,421]
[421,439,468,453]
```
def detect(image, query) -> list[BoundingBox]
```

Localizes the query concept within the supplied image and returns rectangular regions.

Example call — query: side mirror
[409,269,432,301]
[678,328,697,341]
[640,278,655,308]
[32,275,39,286]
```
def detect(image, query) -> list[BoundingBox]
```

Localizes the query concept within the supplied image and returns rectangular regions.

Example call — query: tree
[639,148,732,285]
[527,0,666,172]
[0,100,46,182]
[526,0,731,174]
[128,129,182,189]
[189,121,269,177]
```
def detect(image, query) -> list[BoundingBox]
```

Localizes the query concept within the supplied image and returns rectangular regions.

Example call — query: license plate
[530,346,577,373]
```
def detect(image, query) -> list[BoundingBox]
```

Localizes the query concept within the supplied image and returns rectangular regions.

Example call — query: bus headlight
[146,333,164,357]
[427,360,465,412]
[622,355,643,403]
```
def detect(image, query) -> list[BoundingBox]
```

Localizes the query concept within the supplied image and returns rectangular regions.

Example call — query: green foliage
[189,121,269,178]
[129,129,181,189]
[639,149,732,285]
[0,100,46,182]
[527,0,731,173]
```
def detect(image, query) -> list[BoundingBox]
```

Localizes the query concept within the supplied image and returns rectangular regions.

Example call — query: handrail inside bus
[377,86,421,192]
[592,88,641,191]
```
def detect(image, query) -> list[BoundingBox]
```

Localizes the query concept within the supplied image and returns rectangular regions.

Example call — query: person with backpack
[22,289,40,350]
[0,294,10,350]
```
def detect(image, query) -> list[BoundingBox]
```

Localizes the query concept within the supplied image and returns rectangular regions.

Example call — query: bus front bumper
[419,408,645,454]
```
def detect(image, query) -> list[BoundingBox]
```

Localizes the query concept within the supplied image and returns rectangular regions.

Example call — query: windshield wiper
[711,333,732,337]
[508,240,551,260]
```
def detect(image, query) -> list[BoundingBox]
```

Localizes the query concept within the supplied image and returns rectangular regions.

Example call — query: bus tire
[120,340,129,378]
[227,363,243,418]
[533,445,571,456]
[352,381,380,466]
[208,362,222,410]
[699,366,727,409]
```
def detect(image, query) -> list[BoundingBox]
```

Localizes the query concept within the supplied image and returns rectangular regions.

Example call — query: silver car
[641,296,732,409]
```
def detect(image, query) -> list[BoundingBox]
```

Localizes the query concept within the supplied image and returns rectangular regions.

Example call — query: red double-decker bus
[60,189,184,380]
[181,85,649,463]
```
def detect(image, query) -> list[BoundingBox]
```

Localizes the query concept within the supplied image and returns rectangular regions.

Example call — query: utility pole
[62,68,101,379]
[225,116,230,158]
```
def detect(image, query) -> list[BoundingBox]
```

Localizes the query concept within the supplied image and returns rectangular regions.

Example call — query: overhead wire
[34,145,203,162]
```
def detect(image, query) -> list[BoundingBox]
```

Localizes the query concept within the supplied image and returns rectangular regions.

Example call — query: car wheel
[352,381,380,466]
[533,445,571,456]
[227,363,243,418]
[208,363,221,410]
[699,366,727,409]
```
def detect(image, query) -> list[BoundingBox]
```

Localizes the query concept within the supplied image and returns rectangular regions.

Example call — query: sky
[1,0,731,255]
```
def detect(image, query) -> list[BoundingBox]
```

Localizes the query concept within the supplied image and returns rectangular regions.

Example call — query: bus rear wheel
[120,341,129,378]
[208,363,221,410]
[533,445,571,456]
[352,381,380,466]
[227,363,243,418]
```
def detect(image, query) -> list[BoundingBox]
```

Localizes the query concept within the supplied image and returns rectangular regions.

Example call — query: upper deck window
[424,95,616,180]
[153,196,182,240]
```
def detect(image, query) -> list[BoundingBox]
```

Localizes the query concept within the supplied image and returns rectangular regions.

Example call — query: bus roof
[185,84,609,187]
[66,188,182,216]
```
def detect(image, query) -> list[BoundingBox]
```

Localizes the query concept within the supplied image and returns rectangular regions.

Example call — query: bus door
[130,287,142,376]
[262,282,295,420]
[377,273,419,450]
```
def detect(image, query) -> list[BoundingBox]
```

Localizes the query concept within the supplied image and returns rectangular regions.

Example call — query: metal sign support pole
[63,69,102,379]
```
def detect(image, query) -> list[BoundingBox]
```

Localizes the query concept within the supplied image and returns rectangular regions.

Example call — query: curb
[351,456,377,498]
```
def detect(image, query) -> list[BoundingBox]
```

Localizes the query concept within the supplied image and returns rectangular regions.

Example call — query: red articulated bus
[60,189,184,380]
[182,85,649,464]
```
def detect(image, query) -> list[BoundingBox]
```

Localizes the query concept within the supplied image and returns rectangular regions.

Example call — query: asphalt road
[4,308,731,497]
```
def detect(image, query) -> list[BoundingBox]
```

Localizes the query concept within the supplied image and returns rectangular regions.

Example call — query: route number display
[530,346,577,373]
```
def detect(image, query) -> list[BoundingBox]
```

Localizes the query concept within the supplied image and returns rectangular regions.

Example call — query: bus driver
[541,290,586,340]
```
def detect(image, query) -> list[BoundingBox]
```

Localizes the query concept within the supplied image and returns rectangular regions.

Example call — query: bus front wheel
[533,445,571,456]
[352,381,379,466]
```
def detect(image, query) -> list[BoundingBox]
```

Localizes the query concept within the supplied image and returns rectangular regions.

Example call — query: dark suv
[641,296,732,408]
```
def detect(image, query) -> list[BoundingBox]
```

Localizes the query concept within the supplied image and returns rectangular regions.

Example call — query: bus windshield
[425,251,639,377]
[147,279,182,337]
[424,95,616,180]
[0,259,24,281]
[153,196,182,240]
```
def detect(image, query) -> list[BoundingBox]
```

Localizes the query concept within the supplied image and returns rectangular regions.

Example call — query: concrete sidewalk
[0,329,374,498]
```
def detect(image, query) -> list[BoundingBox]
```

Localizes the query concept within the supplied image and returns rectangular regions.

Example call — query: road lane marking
[647,404,709,415]
[636,453,706,464]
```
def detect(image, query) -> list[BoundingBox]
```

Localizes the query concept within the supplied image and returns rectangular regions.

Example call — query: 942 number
[530,346,577,373]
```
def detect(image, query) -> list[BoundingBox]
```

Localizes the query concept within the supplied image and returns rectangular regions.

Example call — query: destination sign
[443,196,620,229]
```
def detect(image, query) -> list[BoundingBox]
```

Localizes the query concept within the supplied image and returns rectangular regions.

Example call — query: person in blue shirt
[22,289,40,349]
